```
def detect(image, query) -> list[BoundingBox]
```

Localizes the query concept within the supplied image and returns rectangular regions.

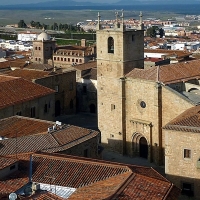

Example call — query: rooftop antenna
[115,11,120,28]
[120,9,125,31]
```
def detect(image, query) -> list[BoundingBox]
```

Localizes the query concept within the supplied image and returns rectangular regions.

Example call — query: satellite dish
[9,193,17,200]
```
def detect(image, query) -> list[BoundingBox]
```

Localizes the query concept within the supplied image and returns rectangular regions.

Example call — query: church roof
[163,105,200,133]
[126,59,200,84]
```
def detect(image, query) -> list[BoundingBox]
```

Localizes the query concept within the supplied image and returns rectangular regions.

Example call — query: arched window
[108,37,114,53]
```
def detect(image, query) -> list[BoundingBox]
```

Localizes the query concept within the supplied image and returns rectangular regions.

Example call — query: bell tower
[97,12,144,154]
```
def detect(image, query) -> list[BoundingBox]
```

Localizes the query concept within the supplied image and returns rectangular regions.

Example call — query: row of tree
[18,20,84,32]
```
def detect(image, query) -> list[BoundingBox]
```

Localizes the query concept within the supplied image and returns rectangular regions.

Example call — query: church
[96,12,200,167]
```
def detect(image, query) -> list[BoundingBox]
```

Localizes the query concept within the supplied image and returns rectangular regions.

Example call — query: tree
[18,20,27,28]
[146,26,164,38]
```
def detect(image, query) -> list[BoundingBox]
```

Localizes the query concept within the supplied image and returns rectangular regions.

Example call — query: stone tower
[97,12,144,154]
[32,29,56,64]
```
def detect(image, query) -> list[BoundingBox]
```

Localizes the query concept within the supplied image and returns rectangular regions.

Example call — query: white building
[17,32,39,42]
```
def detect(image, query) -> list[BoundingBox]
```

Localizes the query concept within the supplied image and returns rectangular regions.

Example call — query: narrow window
[16,111,21,116]
[55,85,59,92]
[10,165,16,170]
[68,58,70,62]
[44,103,48,113]
[108,37,114,53]
[54,57,56,60]
[84,149,88,157]
[83,85,87,94]
[38,47,41,50]
[111,104,115,110]
[184,149,191,158]
[31,107,35,118]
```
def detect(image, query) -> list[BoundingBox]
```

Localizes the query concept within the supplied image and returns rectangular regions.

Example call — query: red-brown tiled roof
[73,61,96,71]
[144,49,192,58]
[126,60,200,84]
[0,116,54,138]
[6,69,50,81]
[0,123,99,156]
[0,157,18,170]
[25,191,65,200]
[163,105,200,133]
[0,153,180,200]
[24,63,53,71]
[0,75,55,109]
[0,61,10,69]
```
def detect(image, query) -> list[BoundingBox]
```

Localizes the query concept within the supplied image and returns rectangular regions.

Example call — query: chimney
[81,39,86,47]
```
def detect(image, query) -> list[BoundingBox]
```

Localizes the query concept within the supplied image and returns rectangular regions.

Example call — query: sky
[0,0,199,5]
[0,0,118,5]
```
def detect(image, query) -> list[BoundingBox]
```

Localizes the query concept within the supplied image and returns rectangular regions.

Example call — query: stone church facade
[97,13,199,165]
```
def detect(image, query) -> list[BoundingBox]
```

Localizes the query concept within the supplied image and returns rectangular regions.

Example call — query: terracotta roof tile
[0,157,18,170]
[144,49,192,58]
[163,105,200,133]
[0,116,54,138]
[0,75,55,109]
[0,120,99,155]
[0,61,10,69]
[126,59,200,84]
[24,63,53,71]
[0,153,180,199]
[73,61,97,71]
[6,69,50,81]
[25,191,65,200]
[31,153,130,188]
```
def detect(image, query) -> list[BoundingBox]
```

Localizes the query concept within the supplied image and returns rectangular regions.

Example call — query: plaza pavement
[56,113,165,176]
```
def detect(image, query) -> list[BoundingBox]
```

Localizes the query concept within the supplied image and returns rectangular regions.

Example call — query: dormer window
[108,37,114,53]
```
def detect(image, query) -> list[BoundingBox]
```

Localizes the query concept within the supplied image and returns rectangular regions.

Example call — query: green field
[0,9,182,27]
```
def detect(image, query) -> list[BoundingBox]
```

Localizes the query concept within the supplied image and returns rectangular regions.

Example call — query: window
[16,111,21,116]
[31,107,36,118]
[61,57,63,61]
[111,104,115,110]
[84,149,89,157]
[83,85,87,94]
[184,149,191,159]
[35,58,37,61]
[38,47,41,50]
[35,47,37,50]
[76,59,78,62]
[72,58,74,62]
[79,59,82,63]
[57,57,60,61]
[54,57,56,60]
[55,85,59,92]
[10,165,16,170]
[68,58,70,62]
[182,182,194,197]
[108,37,114,53]
[70,99,73,109]
[64,58,66,61]
[44,103,48,113]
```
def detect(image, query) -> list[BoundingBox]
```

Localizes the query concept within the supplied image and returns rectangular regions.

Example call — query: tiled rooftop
[144,49,192,58]
[0,157,18,170]
[24,63,53,71]
[163,105,200,133]
[126,59,200,84]
[0,61,10,69]
[0,75,55,109]
[0,116,54,138]
[73,61,97,71]
[6,69,50,81]
[0,118,99,156]
[0,153,180,199]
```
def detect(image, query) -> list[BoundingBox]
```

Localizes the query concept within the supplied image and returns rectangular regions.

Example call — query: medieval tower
[97,12,144,154]
[32,29,56,64]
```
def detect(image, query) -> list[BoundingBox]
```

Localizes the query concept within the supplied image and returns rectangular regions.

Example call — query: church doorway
[139,137,148,159]
[55,100,61,117]
[89,104,96,113]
